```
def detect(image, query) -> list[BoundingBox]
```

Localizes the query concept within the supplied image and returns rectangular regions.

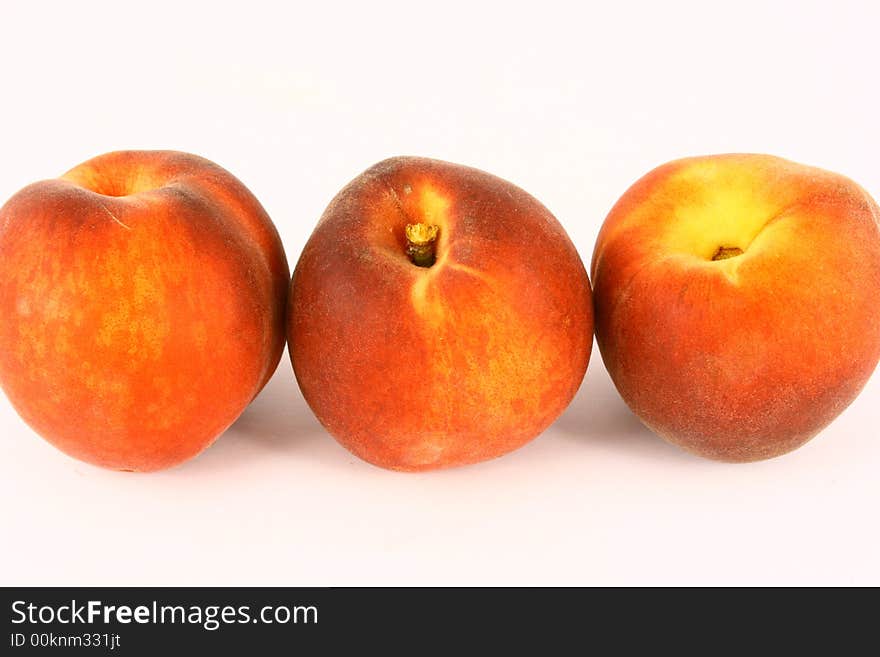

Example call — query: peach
[288,157,593,471]
[592,154,880,461]
[0,150,289,471]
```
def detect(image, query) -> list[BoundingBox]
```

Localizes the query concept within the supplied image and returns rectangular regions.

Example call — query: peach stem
[405,223,440,267]
[712,245,744,261]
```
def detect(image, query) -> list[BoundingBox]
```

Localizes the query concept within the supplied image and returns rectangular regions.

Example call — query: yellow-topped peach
[592,154,880,461]
[288,156,593,471]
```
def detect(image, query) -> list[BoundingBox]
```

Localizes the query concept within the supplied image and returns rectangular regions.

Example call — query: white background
[1,0,878,586]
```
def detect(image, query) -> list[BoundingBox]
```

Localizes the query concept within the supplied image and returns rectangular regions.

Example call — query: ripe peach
[0,151,289,471]
[592,154,880,461]
[288,157,593,471]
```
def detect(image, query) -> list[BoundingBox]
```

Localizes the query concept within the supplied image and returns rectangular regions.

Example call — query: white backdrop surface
[0,0,878,585]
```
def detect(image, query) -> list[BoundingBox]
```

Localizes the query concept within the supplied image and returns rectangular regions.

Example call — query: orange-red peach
[0,151,289,471]
[592,154,880,461]
[288,156,593,471]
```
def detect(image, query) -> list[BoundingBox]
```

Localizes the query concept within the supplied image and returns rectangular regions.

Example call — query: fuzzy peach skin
[0,151,289,471]
[288,157,593,471]
[592,154,880,462]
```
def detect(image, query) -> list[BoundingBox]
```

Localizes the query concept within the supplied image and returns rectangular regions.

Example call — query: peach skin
[592,154,880,461]
[288,156,593,471]
[0,151,289,471]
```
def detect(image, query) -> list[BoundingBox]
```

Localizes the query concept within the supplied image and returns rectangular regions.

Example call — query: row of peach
[0,151,877,472]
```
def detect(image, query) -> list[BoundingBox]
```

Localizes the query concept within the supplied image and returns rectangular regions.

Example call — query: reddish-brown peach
[288,156,593,471]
